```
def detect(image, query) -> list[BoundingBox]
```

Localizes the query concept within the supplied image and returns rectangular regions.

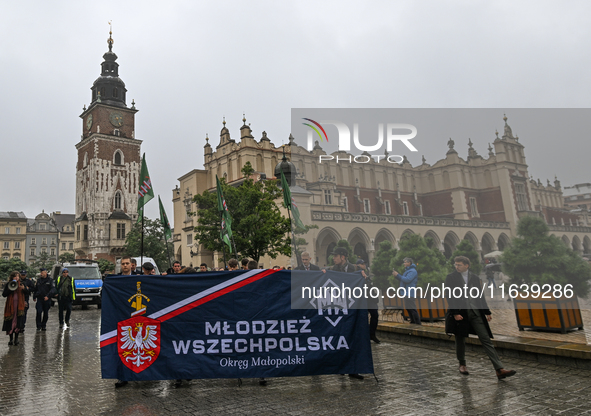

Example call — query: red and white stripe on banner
[99,269,277,348]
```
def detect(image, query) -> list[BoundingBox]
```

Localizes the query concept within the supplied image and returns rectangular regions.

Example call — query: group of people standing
[3,267,77,346]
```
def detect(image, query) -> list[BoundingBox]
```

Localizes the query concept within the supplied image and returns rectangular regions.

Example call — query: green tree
[0,258,32,281]
[370,240,397,291]
[97,258,115,275]
[31,252,56,271]
[501,216,591,298]
[449,239,483,274]
[59,252,75,264]
[192,162,292,263]
[389,234,446,289]
[124,217,174,273]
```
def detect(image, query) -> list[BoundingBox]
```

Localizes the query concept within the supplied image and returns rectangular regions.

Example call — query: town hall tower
[74,30,141,262]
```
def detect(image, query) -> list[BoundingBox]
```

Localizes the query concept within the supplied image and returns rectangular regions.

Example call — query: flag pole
[162,233,172,272]
[140,209,144,271]
[219,211,228,269]
[230,233,237,258]
[286,205,302,268]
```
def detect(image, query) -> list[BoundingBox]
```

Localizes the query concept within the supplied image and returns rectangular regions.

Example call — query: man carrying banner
[228,259,239,271]
[170,261,182,275]
[294,252,320,271]
[328,247,365,380]
[329,247,357,274]
[115,257,133,388]
[241,258,249,270]
[356,259,380,344]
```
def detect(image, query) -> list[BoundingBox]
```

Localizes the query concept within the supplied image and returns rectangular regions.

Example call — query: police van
[51,259,103,309]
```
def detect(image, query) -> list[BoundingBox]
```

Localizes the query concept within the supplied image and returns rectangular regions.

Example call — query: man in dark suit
[328,247,364,380]
[294,252,320,271]
[445,256,516,380]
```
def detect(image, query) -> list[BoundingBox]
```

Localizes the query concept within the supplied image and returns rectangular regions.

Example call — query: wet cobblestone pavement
[1,299,591,415]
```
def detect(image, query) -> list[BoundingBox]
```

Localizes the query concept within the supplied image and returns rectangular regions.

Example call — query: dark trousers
[455,309,503,370]
[404,298,422,325]
[368,308,379,337]
[35,299,51,329]
[23,302,30,328]
[58,298,72,325]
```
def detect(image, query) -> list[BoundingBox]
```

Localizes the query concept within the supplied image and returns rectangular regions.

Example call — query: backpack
[59,276,71,298]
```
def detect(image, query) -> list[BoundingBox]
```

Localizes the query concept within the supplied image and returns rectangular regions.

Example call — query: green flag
[137,153,154,217]
[280,171,305,230]
[216,175,233,251]
[158,196,172,241]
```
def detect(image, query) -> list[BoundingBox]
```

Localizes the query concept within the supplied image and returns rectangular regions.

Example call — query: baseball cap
[20,270,27,275]
[331,247,349,257]
[356,259,365,265]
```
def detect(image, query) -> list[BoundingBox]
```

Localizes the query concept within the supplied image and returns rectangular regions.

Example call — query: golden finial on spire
[222,116,226,127]
[243,112,246,124]
[107,21,114,51]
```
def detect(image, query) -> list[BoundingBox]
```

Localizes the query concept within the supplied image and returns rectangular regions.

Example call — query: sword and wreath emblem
[117,281,161,373]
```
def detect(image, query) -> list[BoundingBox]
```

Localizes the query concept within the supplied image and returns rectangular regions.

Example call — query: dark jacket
[294,264,321,271]
[20,278,35,302]
[444,270,493,339]
[33,276,56,301]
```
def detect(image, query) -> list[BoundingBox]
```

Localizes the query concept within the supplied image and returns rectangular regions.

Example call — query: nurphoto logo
[302,118,418,164]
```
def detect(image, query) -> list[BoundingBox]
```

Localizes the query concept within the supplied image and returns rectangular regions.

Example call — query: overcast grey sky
[2,1,590,226]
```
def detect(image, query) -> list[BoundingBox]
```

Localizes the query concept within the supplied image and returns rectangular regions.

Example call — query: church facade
[173,115,591,268]
[74,32,141,262]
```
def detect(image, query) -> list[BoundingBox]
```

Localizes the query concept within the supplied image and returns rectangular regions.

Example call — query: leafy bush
[371,240,397,291]
[501,216,591,298]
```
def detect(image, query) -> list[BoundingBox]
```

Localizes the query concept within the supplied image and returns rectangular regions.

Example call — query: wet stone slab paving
[1,298,591,415]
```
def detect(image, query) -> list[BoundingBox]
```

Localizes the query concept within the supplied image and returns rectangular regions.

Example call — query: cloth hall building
[172,115,591,268]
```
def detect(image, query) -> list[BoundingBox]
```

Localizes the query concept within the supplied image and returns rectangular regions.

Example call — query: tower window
[114,129,121,137]
[100,87,105,97]
[114,150,122,165]
[114,191,122,209]
[363,199,371,214]
[403,201,409,216]
[113,88,118,98]
[117,223,126,239]
[469,197,479,217]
